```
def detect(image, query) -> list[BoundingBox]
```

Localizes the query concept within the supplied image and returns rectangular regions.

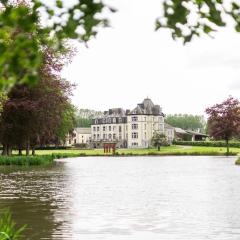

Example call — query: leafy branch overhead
[0,0,240,90]
[156,0,240,43]
[0,0,114,90]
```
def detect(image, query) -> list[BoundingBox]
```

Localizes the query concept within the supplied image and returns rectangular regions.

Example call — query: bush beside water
[235,157,240,165]
[0,155,54,166]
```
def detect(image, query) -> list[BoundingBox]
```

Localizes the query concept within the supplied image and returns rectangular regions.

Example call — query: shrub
[0,155,53,166]
[235,157,240,165]
[174,141,240,148]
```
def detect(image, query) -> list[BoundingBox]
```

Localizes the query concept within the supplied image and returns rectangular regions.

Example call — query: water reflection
[0,156,240,240]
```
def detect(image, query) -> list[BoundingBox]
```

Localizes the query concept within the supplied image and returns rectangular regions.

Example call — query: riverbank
[41,145,240,157]
[0,155,54,166]
[0,146,239,165]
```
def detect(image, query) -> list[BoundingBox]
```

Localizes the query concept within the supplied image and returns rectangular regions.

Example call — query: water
[0,156,240,240]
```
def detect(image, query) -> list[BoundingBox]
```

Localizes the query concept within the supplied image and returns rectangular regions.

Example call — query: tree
[0,46,75,156]
[165,114,206,132]
[205,97,240,155]
[151,133,167,151]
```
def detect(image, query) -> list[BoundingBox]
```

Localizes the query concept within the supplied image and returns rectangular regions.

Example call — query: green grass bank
[37,145,240,157]
[0,155,54,166]
[0,145,239,166]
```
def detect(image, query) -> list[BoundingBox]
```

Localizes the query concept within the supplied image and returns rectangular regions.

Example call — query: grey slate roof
[130,98,164,116]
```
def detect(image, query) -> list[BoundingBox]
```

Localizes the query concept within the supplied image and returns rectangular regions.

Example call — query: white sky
[62,0,240,115]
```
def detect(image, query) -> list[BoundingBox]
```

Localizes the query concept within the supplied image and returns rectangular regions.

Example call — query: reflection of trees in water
[0,162,73,240]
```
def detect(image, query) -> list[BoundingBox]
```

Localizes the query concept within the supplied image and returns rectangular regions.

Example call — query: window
[119,134,122,140]
[113,118,116,123]
[159,116,163,123]
[113,126,116,131]
[97,134,100,140]
[132,116,138,122]
[119,126,122,132]
[113,134,116,139]
[144,124,146,130]
[107,118,111,123]
[97,126,99,131]
[103,134,105,139]
[103,126,106,131]
[95,119,98,124]
[93,127,96,131]
[69,139,71,144]
[132,142,138,146]
[132,132,138,139]
[109,126,111,131]
[119,117,122,123]
[93,134,96,140]
[132,124,138,130]
[108,134,112,140]
[144,132,146,139]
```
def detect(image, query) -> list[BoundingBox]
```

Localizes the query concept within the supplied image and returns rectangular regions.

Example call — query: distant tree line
[75,109,103,128]
[165,114,206,132]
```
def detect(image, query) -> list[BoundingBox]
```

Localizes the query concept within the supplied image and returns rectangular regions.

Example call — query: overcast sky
[62,0,240,115]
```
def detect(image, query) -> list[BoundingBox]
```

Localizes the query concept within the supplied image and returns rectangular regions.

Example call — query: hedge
[174,141,240,148]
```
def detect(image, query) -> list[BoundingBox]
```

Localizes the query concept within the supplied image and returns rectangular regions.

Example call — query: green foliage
[165,114,206,131]
[0,155,53,165]
[0,209,25,239]
[56,103,76,142]
[151,133,168,150]
[0,0,112,90]
[156,0,240,43]
[174,140,240,148]
[75,109,103,127]
[235,157,240,165]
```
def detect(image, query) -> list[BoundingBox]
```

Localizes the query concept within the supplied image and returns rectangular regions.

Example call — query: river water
[0,156,240,240]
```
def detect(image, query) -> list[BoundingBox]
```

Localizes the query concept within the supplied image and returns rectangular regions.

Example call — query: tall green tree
[0,46,75,155]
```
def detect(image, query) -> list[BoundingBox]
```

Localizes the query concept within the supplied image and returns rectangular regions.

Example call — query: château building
[91,98,172,148]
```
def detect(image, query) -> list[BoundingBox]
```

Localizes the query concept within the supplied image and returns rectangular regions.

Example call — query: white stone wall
[127,115,165,148]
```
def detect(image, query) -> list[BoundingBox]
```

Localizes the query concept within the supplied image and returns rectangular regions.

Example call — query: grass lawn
[33,145,240,157]
[1,146,238,166]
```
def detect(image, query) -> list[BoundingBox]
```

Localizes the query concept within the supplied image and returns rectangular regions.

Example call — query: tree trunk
[2,144,7,156]
[226,138,229,156]
[26,140,30,156]
[157,144,160,151]
[18,149,22,156]
[32,147,35,156]
[7,146,12,156]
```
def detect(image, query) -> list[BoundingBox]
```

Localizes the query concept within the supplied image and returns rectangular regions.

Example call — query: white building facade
[91,98,170,148]
[66,128,91,146]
